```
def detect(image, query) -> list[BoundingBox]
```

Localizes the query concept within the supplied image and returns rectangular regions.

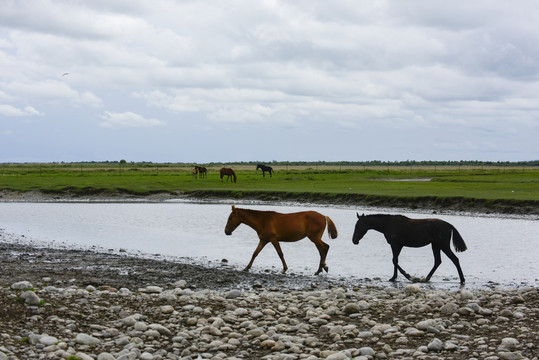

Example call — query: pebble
[20,290,41,305]
[428,337,444,351]
[0,279,537,360]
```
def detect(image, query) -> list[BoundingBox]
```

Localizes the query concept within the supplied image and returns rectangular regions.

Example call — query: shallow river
[0,201,537,289]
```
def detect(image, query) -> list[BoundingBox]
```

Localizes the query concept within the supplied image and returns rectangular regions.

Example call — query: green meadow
[1,162,537,214]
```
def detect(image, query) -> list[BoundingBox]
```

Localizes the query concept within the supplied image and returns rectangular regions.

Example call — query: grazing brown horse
[352,214,467,284]
[220,167,237,183]
[224,206,338,274]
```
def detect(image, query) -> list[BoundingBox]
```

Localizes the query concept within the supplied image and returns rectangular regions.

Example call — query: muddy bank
[0,238,346,292]
[186,190,538,216]
[1,189,537,216]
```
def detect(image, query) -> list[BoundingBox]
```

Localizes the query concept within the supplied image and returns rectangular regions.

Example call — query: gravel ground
[1,233,538,360]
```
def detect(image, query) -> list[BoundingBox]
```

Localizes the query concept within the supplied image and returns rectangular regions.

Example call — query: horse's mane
[235,207,276,216]
[366,214,410,220]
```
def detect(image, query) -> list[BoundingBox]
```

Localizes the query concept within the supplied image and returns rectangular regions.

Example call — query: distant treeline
[2,160,538,167]
[208,160,539,167]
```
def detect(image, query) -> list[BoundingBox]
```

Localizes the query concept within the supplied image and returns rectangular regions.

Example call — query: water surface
[1,201,537,289]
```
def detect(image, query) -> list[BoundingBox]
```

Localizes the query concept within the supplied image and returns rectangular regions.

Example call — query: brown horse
[220,167,237,183]
[352,214,467,284]
[224,206,338,274]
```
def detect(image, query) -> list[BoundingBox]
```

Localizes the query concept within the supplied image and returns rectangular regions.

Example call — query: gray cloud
[0,0,537,162]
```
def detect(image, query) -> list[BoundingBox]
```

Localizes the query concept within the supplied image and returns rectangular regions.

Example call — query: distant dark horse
[220,167,237,183]
[225,206,338,274]
[352,214,467,284]
[194,166,207,179]
[256,164,273,177]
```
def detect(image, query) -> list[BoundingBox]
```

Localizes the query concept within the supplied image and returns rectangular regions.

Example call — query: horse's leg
[441,247,466,284]
[269,240,288,273]
[390,245,411,281]
[309,235,330,275]
[245,240,268,272]
[425,244,442,282]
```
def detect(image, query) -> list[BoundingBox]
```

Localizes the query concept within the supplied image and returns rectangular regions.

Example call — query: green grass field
[1,163,537,213]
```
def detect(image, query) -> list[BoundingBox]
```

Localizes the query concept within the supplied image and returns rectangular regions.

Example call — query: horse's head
[352,213,368,244]
[224,205,241,235]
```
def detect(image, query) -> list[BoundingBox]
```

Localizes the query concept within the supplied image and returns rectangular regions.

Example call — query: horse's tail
[451,226,467,252]
[325,216,338,239]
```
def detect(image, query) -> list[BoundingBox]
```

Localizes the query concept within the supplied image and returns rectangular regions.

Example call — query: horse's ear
[357,212,360,219]
[232,205,235,211]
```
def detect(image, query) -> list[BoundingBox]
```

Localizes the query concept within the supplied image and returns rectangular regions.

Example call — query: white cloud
[99,111,166,128]
[3,80,103,108]
[0,104,43,117]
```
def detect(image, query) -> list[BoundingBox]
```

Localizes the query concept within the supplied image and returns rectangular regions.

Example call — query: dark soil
[0,240,350,292]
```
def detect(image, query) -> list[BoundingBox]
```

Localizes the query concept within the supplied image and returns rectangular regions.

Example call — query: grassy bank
[1,163,537,215]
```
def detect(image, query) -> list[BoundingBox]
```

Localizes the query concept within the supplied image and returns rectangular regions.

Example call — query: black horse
[256,164,273,177]
[352,213,467,284]
[194,166,207,179]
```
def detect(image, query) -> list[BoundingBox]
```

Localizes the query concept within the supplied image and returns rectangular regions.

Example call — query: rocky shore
[1,236,538,360]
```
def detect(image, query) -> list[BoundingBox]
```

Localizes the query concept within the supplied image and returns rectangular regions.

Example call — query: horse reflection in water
[224,206,338,275]
[352,213,467,284]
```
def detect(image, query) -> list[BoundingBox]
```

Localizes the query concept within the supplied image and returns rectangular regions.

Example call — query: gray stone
[134,321,147,331]
[39,335,58,346]
[74,353,94,360]
[499,352,524,360]
[225,289,242,298]
[501,337,519,350]
[359,347,375,356]
[460,289,474,300]
[404,284,422,295]
[326,352,349,360]
[428,338,444,352]
[140,286,162,293]
[440,302,459,314]
[75,333,101,346]
[343,303,361,314]
[161,305,174,314]
[97,353,116,360]
[20,290,41,305]
[11,281,33,290]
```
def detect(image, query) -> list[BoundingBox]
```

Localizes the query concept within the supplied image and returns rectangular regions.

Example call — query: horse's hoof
[389,278,397,282]
[323,265,329,273]
[243,267,250,272]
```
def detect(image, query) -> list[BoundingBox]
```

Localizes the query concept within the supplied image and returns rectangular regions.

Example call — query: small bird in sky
[62,72,69,76]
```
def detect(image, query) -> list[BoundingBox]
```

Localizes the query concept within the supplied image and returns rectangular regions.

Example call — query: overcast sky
[1,1,538,163]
